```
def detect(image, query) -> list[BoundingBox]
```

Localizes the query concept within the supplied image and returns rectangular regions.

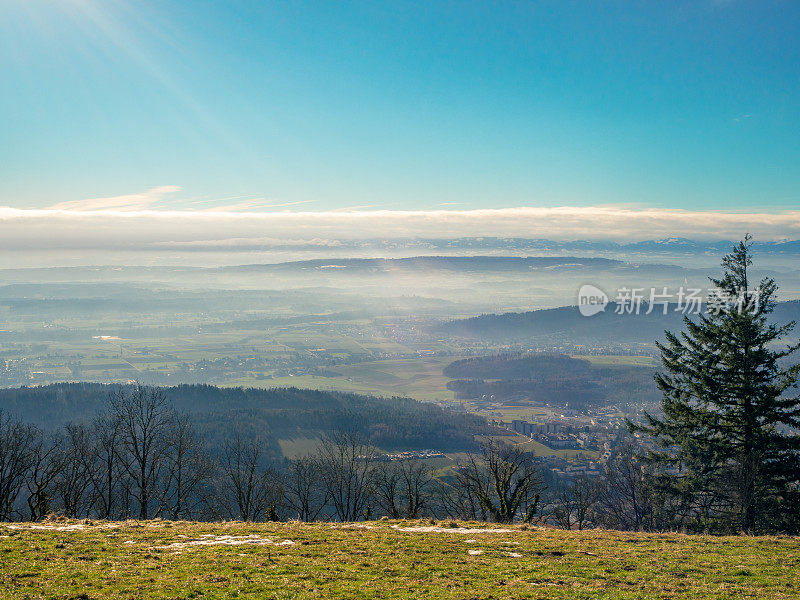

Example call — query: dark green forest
[443,353,659,408]
[439,300,800,344]
[0,383,491,458]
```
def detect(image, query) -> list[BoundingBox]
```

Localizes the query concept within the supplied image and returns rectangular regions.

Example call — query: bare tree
[596,446,658,531]
[373,460,402,518]
[160,413,214,520]
[84,412,124,519]
[456,440,543,523]
[433,477,486,521]
[110,386,175,519]
[374,458,432,519]
[55,424,95,518]
[0,411,36,521]
[316,431,376,522]
[285,455,329,522]
[398,458,433,518]
[26,430,68,521]
[219,434,282,521]
[551,474,602,530]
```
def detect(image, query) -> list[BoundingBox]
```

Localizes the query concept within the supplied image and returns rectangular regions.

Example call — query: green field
[4,303,657,410]
[1,315,465,394]
[573,355,658,367]
[230,356,458,403]
[1,519,797,599]
[232,354,656,413]
[477,432,600,461]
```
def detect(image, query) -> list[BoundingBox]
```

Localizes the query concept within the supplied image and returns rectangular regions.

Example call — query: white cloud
[201,199,315,212]
[46,186,182,211]
[1,202,800,253]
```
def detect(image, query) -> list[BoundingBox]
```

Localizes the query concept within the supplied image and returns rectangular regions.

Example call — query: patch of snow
[5,522,120,532]
[391,525,513,534]
[154,535,295,550]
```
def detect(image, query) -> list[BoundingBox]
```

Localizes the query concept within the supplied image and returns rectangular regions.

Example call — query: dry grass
[1,518,798,599]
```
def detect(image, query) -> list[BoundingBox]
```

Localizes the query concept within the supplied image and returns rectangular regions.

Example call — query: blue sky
[2,0,799,213]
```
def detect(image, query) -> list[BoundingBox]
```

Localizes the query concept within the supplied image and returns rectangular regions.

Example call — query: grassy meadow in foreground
[1,519,798,599]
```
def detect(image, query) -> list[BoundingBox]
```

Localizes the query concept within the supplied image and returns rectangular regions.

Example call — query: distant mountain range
[436,300,800,345]
[400,237,800,255]
[221,256,623,273]
[135,237,800,256]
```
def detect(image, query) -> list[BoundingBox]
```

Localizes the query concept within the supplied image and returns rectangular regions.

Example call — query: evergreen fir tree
[633,236,800,533]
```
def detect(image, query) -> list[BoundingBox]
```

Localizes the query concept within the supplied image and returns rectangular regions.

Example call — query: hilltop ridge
[1,518,797,599]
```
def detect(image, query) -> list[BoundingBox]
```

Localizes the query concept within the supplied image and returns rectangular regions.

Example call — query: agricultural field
[573,355,659,367]
[476,433,600,461]
[236,356,459,403]
[2,329,656,460]
[0,316,464,391]
[234,354,658,416]
[1,519,798,599]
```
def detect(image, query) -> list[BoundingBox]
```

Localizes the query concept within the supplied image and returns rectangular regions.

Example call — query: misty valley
[2,246,800,510]
[5,4,800,597]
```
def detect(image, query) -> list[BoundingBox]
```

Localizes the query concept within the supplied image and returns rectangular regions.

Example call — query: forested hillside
[443,353,659,408]
[0,383,490,455]
[438,300,800,344]
[444,354,593,379]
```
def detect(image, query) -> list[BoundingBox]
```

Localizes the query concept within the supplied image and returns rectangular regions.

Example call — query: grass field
[235,354,656,411]
[1,519,798,599]
[572,354,658,367]
[250,354,656,411]
[243,356,459,403]
[484,433,601,461]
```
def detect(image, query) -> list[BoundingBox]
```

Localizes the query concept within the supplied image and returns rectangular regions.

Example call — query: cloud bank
[46,186,183,211]
[1,202,800,253]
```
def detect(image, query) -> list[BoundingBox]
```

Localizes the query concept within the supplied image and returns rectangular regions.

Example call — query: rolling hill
[437,300,800,345]
[0,518,797,599]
